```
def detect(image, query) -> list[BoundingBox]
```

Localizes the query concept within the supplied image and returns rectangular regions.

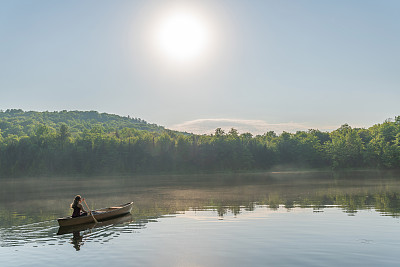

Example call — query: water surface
[1,171,399,266]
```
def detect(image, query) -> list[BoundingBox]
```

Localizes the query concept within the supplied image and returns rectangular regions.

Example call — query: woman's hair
[71,195,81,208]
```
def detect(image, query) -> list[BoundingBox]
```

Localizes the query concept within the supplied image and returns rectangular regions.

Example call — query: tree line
[0,109,165,137]
[0,110,399,177]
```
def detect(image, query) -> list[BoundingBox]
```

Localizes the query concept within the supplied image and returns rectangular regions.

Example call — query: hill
[0,109,165,137]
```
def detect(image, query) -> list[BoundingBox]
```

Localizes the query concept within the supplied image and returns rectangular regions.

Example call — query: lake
[1,171,400,266]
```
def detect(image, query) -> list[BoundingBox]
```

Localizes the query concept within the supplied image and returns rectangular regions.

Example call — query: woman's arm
[77,203,87,213]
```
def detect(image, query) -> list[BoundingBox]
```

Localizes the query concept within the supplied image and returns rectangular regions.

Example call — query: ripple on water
[0,216,146,248]
[2,221,48,245]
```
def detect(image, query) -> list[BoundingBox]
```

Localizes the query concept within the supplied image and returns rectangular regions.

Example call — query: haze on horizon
[1,0,399,135]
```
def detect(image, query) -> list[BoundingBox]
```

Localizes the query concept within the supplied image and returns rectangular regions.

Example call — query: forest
[0,109,399,177]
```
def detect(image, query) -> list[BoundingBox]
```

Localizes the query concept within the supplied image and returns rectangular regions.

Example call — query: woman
[70,195,88,218]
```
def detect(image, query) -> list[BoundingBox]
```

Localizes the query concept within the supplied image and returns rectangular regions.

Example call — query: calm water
[1,171,400,266]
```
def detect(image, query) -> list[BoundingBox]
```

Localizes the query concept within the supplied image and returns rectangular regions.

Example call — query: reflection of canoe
[57,202,133,227]
[57,213,133,235]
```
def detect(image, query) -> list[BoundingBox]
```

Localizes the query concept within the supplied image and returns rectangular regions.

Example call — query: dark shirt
[72,206,82,217]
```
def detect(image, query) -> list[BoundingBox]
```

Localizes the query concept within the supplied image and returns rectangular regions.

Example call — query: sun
[153,8,212,64]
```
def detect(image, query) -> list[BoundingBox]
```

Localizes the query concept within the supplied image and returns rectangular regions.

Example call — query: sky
[1,0,399,135]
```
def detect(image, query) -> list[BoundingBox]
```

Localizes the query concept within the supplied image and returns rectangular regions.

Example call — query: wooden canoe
[57,202,133,227]
[57,213,133,235]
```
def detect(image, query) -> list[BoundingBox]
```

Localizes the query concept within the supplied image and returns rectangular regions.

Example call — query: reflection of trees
[286,192,399,217]
[284,200,294,209]
[3,192,399,228]
[0,206,61,229]
[2,173,400,229]
[374,192,400,216]
[203,192,400,218]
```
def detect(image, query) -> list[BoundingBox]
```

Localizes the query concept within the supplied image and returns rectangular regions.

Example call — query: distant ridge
[0,109,166,137]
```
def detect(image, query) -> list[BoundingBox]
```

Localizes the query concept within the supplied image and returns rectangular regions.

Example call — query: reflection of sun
[153,9,212,64]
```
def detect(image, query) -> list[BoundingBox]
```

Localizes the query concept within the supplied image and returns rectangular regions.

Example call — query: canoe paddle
[83,199,98,224]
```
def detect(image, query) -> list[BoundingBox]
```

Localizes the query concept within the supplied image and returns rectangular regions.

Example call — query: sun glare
[153,9,211,64]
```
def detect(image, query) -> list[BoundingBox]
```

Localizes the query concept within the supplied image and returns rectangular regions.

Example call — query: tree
[215,128,225,137]
[326,125,364,168]
[57,124,71,148]
[228,128,239,138]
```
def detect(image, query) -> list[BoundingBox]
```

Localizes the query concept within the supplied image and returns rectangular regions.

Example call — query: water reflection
[0,220,60,247]
[2,204,399,267]
[1,202,399,251]
[71,231,83,251]
[58,214,135,250]
[1,171,400,249]
[0,213,148,248]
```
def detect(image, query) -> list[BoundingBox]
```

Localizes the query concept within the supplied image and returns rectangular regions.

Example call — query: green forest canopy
[0,109,399,176]
[0,109,165,136]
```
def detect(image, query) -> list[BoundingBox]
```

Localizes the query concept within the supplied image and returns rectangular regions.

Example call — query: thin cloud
[169,118,338,135]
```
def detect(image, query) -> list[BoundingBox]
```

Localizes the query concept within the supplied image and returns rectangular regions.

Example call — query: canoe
[57,213,133,235]
[57,202,133,227]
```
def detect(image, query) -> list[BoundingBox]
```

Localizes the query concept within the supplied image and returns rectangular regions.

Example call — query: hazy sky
[1,0,399,134]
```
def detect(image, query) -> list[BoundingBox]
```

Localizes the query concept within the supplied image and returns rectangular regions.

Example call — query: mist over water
[1,171,400,266]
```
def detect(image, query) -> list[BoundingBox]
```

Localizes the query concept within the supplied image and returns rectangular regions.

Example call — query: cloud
[169,118,338,135]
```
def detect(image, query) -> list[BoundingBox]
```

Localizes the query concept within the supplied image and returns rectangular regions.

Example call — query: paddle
[83,199,98,224]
